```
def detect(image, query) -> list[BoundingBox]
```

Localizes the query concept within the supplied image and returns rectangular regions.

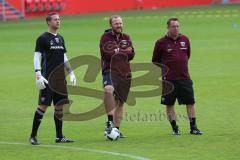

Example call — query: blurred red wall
[8,0,212,17]
[58,0,212,15]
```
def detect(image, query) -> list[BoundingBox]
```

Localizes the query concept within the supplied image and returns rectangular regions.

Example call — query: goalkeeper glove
[35,71,48,90]
[69,71,76,86]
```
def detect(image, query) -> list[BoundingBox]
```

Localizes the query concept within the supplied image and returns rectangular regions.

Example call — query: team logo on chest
[55,37,60,43]
[50,40,54,45]
[180,41,186,47]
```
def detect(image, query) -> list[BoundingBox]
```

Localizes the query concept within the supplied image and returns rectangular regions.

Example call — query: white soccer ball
[106,127,120,141]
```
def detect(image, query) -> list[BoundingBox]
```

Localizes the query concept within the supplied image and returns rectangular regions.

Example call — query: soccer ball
[106,127,120,141]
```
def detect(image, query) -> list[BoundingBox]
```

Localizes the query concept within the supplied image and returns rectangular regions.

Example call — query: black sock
[189,117,196,129]
[31,108,45,138]
[54,109,63,138]
[170,120,177,130]
[107,115,113,122]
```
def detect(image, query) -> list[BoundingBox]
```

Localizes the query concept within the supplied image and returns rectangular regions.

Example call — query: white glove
[69,72,76,86]
[35,71,48,90]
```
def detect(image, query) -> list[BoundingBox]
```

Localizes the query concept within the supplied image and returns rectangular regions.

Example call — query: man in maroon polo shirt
[152,18,203,135]
[100,15,135,139]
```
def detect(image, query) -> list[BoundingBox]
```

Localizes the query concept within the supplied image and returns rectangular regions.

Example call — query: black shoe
[29,137,40,145]
[190,128,203,135]
[104,121,114,135]
[55,136,75,143]
[119,132,126,138]
[172,126,181,135]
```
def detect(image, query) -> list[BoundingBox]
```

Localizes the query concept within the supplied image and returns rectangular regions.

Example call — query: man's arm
[120,35,135,61]
[34,52,41,72]
[33,51,48,90]
[64,54,76,86]
[152,40,162,67]
[100,34,116,61]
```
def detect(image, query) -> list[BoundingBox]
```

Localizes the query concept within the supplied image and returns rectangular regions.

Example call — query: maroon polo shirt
[100,29,135,77]
[152,34,191,80]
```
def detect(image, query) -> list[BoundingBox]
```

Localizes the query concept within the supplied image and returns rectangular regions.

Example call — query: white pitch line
[0,141,150,160]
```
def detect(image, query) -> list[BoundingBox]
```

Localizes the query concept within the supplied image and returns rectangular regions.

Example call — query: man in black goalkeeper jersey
[29,12,77,145]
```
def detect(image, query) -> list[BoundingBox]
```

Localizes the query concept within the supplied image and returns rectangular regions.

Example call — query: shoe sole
[190,131,203,135]
[56,141,75,143]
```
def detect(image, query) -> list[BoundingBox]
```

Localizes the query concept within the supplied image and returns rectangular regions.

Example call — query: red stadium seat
[25,0,32,12]
[56,0,62,11]
[25,0,38,12]
[48,0,55,11]
[33,0,41,12]
[41,0,48,12]
[25,0,63,13]
[49,0,62,11]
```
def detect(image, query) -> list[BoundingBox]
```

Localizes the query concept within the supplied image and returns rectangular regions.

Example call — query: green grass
[0,4,240,160]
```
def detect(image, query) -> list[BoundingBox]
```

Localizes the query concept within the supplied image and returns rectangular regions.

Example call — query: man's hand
[114,48,120,54]
[126,47,132,52]
[35,71,48,90]
[69,72,77,86]
[120,46,132,52]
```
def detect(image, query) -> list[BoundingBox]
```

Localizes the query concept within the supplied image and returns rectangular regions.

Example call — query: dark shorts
[102,72,131,103]
[38,79,69,106]
[161,80,195,105]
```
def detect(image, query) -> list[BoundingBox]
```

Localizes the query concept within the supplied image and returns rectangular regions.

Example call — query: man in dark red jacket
[100,15,135,138]
[152,18,203,135]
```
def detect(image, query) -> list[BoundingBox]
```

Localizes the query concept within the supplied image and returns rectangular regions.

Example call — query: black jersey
[35,32,67,79]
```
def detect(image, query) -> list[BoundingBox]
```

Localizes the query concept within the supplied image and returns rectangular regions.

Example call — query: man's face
[168,20,180,37]
[110,17,123,34]
[48,14,60,30]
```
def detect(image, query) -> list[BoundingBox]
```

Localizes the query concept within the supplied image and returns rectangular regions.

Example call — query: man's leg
[54,105,64,139]
[54,104,74,142]
[186,104,196,122]
[178,79,203,135]
[186,104,203,135]
[113,102,124,129]
[166,105,180,135]
[30,105,47,145]
[104,85,115,120]
[113,101,126,138]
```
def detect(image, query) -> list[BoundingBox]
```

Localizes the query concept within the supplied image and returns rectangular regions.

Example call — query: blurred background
[1,0,240,21]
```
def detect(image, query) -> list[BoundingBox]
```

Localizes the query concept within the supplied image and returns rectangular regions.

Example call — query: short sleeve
[61,36,67,53]
[35,36,46,53]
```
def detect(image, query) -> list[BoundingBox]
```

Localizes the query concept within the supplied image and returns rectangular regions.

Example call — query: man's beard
[113,27,122,34]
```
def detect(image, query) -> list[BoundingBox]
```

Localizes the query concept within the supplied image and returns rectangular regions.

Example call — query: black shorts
[38,80,69,106]
[102,72,131,103]
[161,80,195,105]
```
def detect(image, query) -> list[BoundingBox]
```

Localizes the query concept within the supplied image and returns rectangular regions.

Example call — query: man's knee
[38,105,48,112]
[117,102,124,108]
[166,105,175,113]
[104,85,114,94]
[187,104,195,108]
[54,105,63,110]
[166,105,174,108]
